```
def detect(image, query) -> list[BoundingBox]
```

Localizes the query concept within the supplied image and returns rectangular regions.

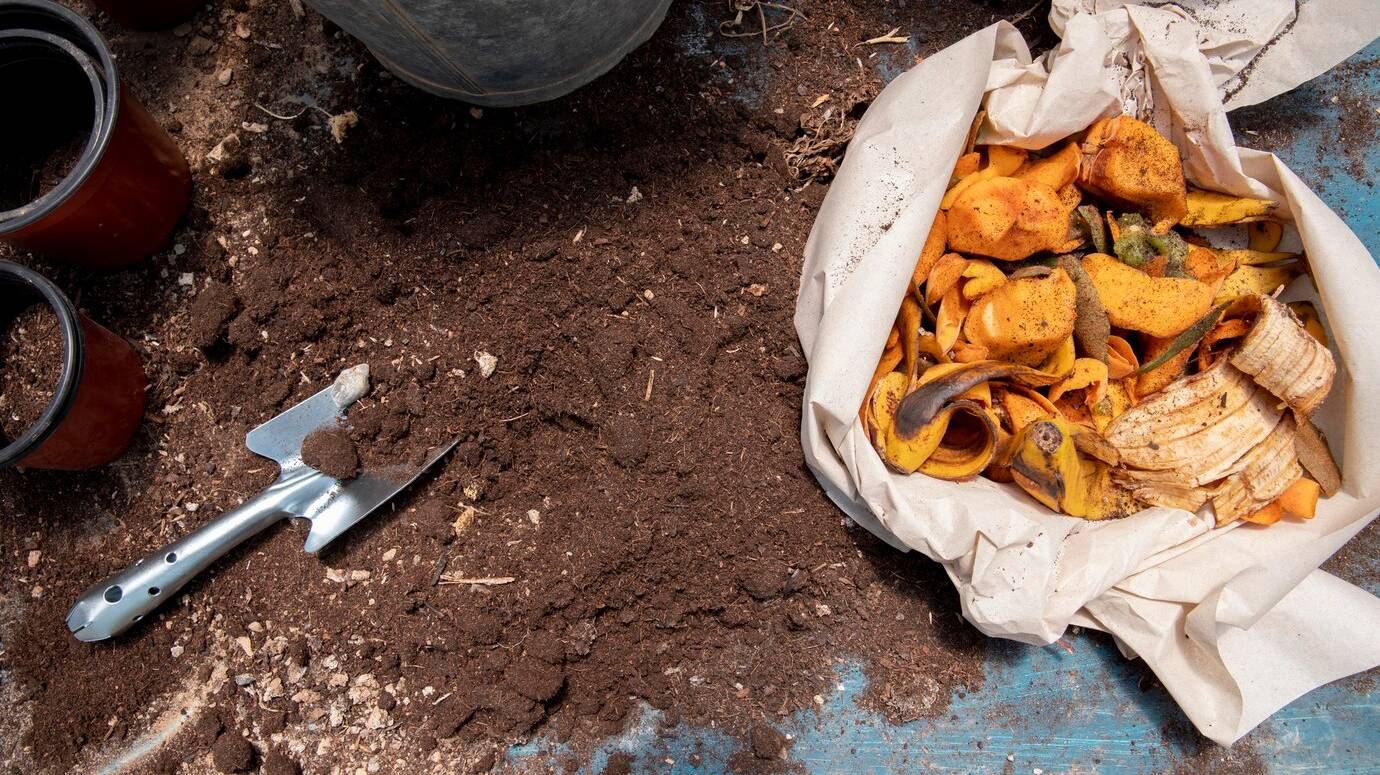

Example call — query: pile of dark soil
[0,302,63,442]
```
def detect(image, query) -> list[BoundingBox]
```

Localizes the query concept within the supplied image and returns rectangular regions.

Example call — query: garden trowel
[66,364,455,642]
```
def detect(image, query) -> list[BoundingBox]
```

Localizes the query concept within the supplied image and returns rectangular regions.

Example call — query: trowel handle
[66,491,285,642]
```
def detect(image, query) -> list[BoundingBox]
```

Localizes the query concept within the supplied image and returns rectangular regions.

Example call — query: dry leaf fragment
[1293,417,1341,497]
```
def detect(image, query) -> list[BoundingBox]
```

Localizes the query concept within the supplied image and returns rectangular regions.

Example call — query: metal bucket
[304,0,674,106]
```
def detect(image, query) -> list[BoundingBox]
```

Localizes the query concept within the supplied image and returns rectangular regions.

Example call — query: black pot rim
[0,259,84,467]
[0,0,120,235]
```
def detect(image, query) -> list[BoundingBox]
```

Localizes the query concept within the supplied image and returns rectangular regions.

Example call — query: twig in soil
[429,557,448,586]
[718,1,807,46]
[438,574,516,586]
[862,27,909,45]
[1005,0,1046,27]
[644,369,656,402]
[254,102,329,121]
[254,102,359,143]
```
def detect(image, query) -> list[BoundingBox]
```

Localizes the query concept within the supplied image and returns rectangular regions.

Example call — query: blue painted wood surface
[514,39,1380,775]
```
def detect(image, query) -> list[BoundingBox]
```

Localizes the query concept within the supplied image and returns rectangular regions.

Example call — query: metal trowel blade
[244,364,370,465]
[301,439,458,553]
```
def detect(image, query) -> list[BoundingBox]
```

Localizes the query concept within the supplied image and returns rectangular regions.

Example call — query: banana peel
[871,366,1007,480]
[1247,221,1284,252]
[1115,467,1212,512]
[1288,300,1327,346]
[861,344,903,427]
[1105,359,1283,487]
[1009,418,1130,519]
[1182,188,1278,226]
[1211,415,1301,526]
[1209,248,1297,267]
[1229,294,1335,416]
[1214,263,1304,304]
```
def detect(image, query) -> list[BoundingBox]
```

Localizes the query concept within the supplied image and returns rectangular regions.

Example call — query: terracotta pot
[89,0,202,30]
[0,260,147,470]
[0,0,191,269]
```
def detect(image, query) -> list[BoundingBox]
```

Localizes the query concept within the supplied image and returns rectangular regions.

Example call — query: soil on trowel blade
[0,302,64,444]
[299,426,359,480]
[1,0,1348,773]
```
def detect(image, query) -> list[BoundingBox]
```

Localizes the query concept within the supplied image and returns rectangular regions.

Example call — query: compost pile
[865,116,1339,526]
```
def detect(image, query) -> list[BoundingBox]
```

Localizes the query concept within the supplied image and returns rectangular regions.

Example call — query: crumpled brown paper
[795,0,1380,744]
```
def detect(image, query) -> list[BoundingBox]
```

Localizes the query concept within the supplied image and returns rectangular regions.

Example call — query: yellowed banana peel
[1105,360,1283,486]
[1211,416,1302,526]
[1229,294,1336,416]
[1009,418,1128,519]
[1213,262,1305,305]
[1246,221,1284,252]
[1182,187,1279,226]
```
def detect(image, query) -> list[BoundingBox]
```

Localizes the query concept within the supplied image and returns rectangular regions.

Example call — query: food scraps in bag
[863,115,1341,527]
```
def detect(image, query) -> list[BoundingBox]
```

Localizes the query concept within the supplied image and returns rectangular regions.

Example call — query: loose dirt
[0,301,64,443]
[299,426,357,480]
[0,1,1370,774]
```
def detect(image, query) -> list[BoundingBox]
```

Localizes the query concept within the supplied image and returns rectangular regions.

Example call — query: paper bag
[795,0,1380,745]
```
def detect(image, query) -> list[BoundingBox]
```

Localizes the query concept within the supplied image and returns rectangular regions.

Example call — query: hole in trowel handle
[103,585,122,603]
[165,552,177,563]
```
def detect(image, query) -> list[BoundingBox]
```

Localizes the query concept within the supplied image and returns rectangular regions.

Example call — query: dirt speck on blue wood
[0,2,1326,775]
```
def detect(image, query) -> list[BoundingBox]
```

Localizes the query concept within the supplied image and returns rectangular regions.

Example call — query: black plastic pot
[0,260,147,469]
[0,0,191,268]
